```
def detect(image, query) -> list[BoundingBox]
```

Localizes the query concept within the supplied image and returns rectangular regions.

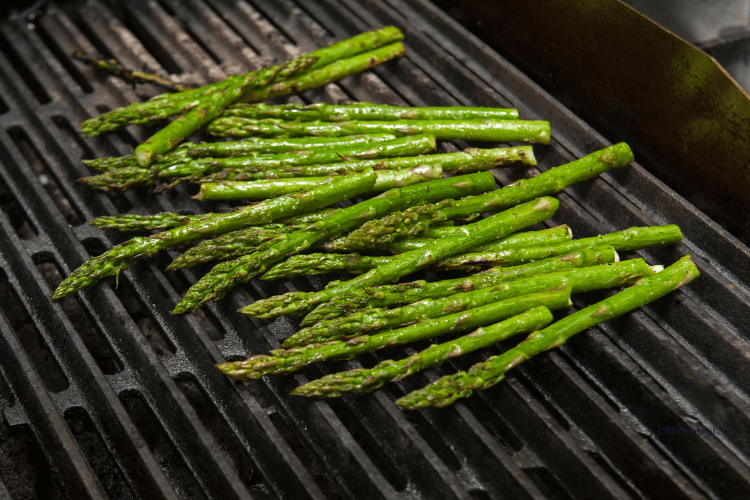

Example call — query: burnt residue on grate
[0,0,749,499]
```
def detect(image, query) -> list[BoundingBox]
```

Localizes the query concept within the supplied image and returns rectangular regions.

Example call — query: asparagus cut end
[650,265,665,273]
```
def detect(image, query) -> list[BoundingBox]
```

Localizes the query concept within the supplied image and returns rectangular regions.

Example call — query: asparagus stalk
[218,291,569,380]
[51,169,378,299]
[223,101,520,121]
[81,29,406,137]
[240,197,559,319]
[396,255,700,409]
[263,225,574,280]
[82,134,400,172]
[74,52,194,92]
[297,246,616,330]
[284,257,656,346]
[89,208,337,233]
[134,53,320,167]
[194,164,443,201]
[319,224,571,253]
[343,143,633,249]
[171,172,496,313]
[198,145,535,183]
[83,133,437,191]
[208,117,551,144]
[294,305,558,397]
[271,225,682,279]
[432,225,682,270]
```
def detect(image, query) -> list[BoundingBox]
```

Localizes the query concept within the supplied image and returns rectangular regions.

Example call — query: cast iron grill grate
[0,0,749,498]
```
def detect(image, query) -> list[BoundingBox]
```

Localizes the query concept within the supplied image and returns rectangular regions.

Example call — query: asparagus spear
[218,291,569,380]
[74,52,194,92]
[223,101,520,121]
[82,134,400,172]
[198,145,535,183]
[51,169,378,300]
[297,246,616,330]
[240,197,559,319]
[82,30,406,137]
[193,164,443,201]
[270,225,682,279]
[208,117,550,144]
[83,133,437,191]
[396,255,700,409]
[134,53,319,167]
[283,257,656,346]
[319,224,571,253]
[294,305,558,397]
[171,172,497,313]
[89,208,337,232]
[264,225,574,280]
[343,142,633,248]
[431,225,682,271]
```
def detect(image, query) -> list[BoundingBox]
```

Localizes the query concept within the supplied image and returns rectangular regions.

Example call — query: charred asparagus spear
[343,142,633,248]
[266,225,682,279]
[299,246,616,329]
[207,117,550,144]
[171,172,497,313]
[193,164,443,201]
[51,169,378,299]
[222,101,519,121]
[396,255,700,409]
[239,197,560,319]
[218,291,570,380]
[293,305,558,397]
[282,257,656,347]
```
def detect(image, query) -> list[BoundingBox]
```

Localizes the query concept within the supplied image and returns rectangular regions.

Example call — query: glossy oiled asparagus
[396,256,699,409]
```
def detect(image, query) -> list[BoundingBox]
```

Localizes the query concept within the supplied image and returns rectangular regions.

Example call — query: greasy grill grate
[0,0,749,498]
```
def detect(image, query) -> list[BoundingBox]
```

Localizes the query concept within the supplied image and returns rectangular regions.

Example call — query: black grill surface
[0,0,749,499]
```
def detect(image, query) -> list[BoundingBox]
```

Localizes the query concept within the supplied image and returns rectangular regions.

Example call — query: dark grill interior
[1,0,750,498]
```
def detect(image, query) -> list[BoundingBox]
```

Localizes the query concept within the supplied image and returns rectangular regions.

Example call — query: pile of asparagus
[59,28,699,409]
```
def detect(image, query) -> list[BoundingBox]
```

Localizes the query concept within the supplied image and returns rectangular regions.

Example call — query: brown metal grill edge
[0,0,747,499]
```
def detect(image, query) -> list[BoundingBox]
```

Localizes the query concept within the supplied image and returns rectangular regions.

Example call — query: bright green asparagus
[240,197,560,319]
[218,291,569,380]
[269,225,681,278]
[89,208,337,233]
[283,257,658,346]
[133,54,317,167]
[297,246,616,330]
[51,169,378,299]
[208,117,550,144]
[194,164,443,201]
[83,133,437,191]
[199,146,535,183]
[261,225,573,281]
[293,305,557,397]
[396,255,700,409]
[319,224,571,253]
[82,134,400,172]
[81,30,406,137]
[171,172,496,313]
[343,142,633,248]
[222,101,520,121]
